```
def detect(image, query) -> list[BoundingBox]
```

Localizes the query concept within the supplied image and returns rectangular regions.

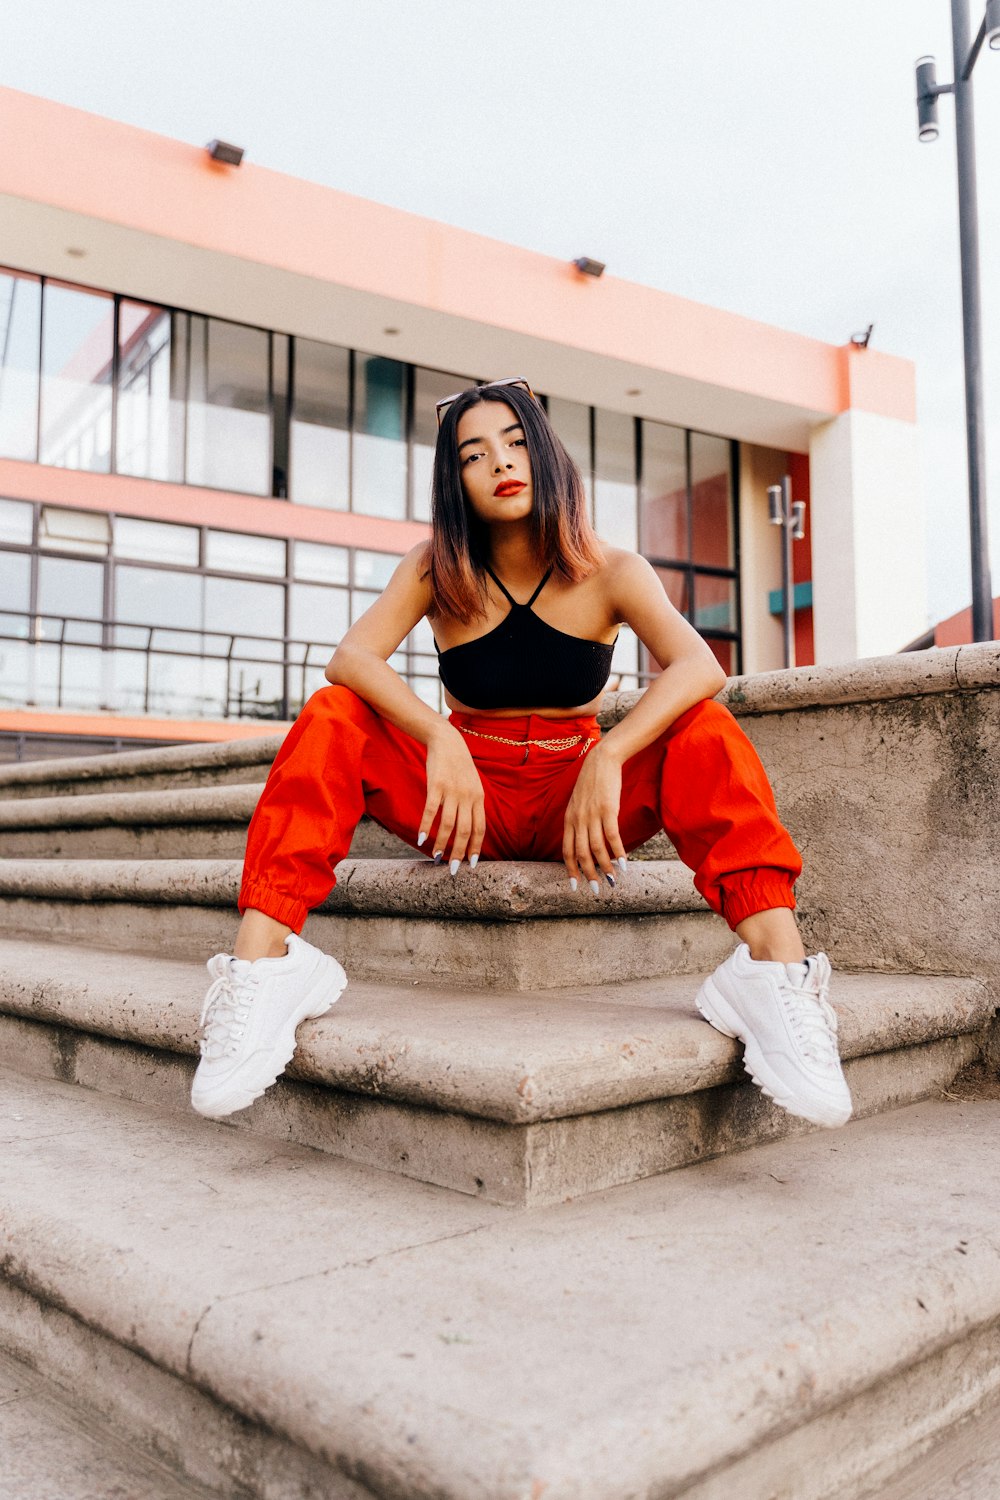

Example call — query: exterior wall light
[206,140,245,166]
[572,257,605,277]
[988,0,1000,46]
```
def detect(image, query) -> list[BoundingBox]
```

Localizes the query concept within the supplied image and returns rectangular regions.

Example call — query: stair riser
[0,1278,369,1500]
[678,1312,1000,1500]
[2,1012,984,1207]
[0,821,414,861]
[0,902,734,988]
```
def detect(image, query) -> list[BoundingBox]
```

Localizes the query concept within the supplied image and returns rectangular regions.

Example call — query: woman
[192,378,851,1131]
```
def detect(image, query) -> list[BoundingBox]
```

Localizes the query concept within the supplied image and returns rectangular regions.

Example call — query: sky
[4,0,999,626]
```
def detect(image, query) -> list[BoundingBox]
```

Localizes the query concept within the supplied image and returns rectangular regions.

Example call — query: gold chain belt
[457,726,596,758]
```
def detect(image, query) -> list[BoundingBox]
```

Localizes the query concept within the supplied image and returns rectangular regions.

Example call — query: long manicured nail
[433,851,443,865]
[469,854,479,869]
[605,872,616,888]
[589,879,600,897]
[617,856,628,872]
[450,859,460,876]
[417,832,426,847]
[569,877,578,892]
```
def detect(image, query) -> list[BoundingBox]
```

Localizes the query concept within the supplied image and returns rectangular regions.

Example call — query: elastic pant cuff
[238,878,313,934]
[720,874,797,930]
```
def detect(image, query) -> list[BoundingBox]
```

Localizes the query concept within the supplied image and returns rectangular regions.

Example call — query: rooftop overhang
[0,87,916,452]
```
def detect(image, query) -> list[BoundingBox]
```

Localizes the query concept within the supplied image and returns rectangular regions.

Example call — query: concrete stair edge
[5,1073,1000,1499]
[0,938,991,1126]
[0,856,707,918]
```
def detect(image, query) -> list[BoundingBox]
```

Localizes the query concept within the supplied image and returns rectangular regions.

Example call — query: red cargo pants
[239,685,802,934]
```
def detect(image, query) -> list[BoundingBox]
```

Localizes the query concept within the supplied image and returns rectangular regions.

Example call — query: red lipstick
[494,481,526,497]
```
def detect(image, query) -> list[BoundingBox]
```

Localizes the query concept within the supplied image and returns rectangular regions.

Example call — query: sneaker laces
[781,957,840,1069]
[199,956,260,1060]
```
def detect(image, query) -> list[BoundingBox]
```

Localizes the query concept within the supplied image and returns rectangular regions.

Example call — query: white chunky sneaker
[191,933,347,1119]
[695,943,852,1128]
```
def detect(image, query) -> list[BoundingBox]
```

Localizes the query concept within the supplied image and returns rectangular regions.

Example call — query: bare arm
[562,552,727,891]
[325,544,486,866]
[597,552,727,767]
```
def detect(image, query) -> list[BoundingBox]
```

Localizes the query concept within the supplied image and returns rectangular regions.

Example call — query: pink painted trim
[0,458,430,553]
[0,709,289,742]
[0,86,915,424]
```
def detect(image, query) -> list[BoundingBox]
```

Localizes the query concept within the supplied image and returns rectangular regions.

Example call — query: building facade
[0,88,924,759]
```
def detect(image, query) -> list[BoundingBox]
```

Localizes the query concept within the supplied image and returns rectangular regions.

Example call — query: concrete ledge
[598,644,1000,725]
[0,731,281,797]
[0,783,261,830]
[0,857,707,919]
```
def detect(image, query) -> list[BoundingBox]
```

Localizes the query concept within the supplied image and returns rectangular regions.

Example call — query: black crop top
[434,566,619,710]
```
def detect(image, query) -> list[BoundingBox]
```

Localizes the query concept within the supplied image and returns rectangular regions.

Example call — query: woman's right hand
[418,724,487,870]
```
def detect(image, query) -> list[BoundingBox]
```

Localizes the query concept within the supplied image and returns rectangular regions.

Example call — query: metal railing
[0,608,649,722]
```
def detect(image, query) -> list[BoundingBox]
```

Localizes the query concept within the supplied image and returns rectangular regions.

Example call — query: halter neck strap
[485,565,554,609]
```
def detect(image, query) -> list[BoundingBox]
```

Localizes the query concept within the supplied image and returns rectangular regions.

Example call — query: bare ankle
[735,907,806,966]
[233,909,293,963]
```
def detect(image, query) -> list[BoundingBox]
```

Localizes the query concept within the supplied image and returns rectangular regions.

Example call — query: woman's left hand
[562,747,626,894]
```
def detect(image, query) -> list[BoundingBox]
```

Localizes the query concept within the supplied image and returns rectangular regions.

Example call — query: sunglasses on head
[435,376,536,428]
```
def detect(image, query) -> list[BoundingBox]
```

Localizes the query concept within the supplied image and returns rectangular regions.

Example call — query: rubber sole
[695,974,852,1130]
[192,956,348,1119]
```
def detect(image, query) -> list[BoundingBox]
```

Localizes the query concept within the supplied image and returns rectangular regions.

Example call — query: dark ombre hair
[426,382,605,622]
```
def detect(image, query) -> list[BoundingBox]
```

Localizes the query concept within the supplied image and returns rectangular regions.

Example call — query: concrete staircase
[2,657,1000,1498]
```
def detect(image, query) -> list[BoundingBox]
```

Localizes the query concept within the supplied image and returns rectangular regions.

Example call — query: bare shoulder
[595,547,660,616]
[389,542,434,599]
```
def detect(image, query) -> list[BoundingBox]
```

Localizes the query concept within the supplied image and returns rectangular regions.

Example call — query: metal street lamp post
[915,0,1000,642]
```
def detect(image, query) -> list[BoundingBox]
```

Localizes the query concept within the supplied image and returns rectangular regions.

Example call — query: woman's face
[455,400,533,525]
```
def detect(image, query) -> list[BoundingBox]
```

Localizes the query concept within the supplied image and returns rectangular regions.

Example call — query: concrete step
[0,937,992,1205]
[0,857,726,987]
[0,782,413,860]
[4,1071,1000,1498]
[0,732,280,800]
[0,1346,215,1499]
[867,1385,1000,1498]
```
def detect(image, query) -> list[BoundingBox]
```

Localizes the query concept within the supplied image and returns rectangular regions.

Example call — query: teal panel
[768,580,813,616]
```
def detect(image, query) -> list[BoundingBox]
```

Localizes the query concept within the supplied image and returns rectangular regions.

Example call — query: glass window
[39,506,111,555]
[0,552,31,616]
[707,639,735,676]
[204,574,285,640]
[271,332,290,499]
[354,549,400,590]
[641,421,687,561]
[652,564,690,617]
[37,556,105,620]
[186,315,270,495]
[289,338,350,509]
[610,625,639,689]
[594,409,637,550]
[411,367,477,523]
[288,583,348,647]
[0,640,29,705]
[693,574,738,634]
[39,282,114,473]
[115,565,202,633]
[353,355,406,519]
[114,516,200,566]
[34,643,104,710]
[350,589,380,623]
[690,433,734,569]
[292,540,349,585]
[0,270,41,462]
[205,529,286,577]
[546,396,593,510]
[0,497,34,546]
[115,302,187,483]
